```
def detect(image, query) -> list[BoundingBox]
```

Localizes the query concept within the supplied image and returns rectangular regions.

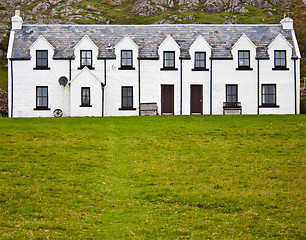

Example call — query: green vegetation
[0,55,7,90]
[0,115,305,239]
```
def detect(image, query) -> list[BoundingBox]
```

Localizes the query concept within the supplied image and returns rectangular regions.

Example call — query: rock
[267,11,273,16]
[183,14,195,21]
[205,0,224,13]
[86,5,95,9]
[32,2,50,13]
[133,0,169,16]
[154,19,173,24]
[0,89,8,116]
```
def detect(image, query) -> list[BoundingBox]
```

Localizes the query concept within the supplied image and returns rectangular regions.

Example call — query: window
[36,86,49,109]
[121,87,133,109]
[194,52,206,69]
[226,85,238,103]
[274,50,286,69]
[163,51,175,69]
[36,50,48,69]
[81,87,91,107]
[238,50,250,68]
[121,50,133,69]
[262,84,276,106]
[80,50,92,68]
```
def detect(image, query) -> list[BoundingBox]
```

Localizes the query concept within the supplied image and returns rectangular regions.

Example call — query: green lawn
[0,115,305,239]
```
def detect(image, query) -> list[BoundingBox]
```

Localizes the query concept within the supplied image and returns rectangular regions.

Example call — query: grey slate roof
[11,24,296,60]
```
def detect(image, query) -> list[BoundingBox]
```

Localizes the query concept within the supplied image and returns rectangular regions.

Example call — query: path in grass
[0,115,305,239]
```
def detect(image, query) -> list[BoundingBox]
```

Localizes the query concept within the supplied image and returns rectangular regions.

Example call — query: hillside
[0,0,305,90]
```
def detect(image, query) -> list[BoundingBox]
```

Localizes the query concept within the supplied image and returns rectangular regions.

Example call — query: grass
[0,115,305,239]
[0,55,8,90]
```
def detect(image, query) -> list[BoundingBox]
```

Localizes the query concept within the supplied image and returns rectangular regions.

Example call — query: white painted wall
[8,31,300,117]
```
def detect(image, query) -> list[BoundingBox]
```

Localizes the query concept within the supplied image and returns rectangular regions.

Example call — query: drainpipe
[210,58,212,115]
[10,59,13,118]
[257,59,260,115]
[138,58,141,116]
[294,59,297,114]
[102,59,107,117]
[180,58,183,115]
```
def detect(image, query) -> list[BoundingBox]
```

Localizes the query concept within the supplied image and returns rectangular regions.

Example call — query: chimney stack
[280,10,293,30]
[12,10,23,30]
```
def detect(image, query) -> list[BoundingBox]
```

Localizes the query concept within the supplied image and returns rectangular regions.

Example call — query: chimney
[280,10,293,30]
[12,10,23,30]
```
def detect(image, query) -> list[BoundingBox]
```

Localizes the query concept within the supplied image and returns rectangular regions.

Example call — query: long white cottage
[7,10,301,117]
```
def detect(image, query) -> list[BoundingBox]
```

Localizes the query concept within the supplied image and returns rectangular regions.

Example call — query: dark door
[190,85,203,114]
[161,85,174,115]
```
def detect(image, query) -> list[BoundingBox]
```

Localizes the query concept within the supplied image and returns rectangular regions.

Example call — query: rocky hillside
[0,0,305,90]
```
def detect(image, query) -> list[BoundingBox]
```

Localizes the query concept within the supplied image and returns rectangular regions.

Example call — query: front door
[190,85,203,114]
[161,85,174,115]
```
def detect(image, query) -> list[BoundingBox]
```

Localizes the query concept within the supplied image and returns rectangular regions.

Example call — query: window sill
[236,67,253,71]
[118,108,136,111]
[33,67,50,70]
[78,66,95,70]
[259,105,279,108]
[118,67,135,70]
[192,68,209,71]
[160,68,178,71]
[33,107,50,111]
[79,105,92,107]
[272,67,289,71]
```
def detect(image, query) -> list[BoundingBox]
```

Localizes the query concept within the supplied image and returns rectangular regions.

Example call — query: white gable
[158,35,180,50]
[30,35,55,50]
[115,34,139,49]
[232,34,256,50]
[74,35,99,50]
[70,66,102,84]
[268,33,293,49]
[189,35,211,51]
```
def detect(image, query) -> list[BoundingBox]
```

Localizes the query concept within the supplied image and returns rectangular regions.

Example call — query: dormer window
[119,50,135,70]
[164,51,175,68]
[238,50,250,68]
[35,50,49,70]
[274,50,286,69]
[80,50,92,69]
[192,52,208,71]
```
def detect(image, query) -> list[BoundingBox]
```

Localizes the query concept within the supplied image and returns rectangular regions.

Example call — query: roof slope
[11,24,296,60]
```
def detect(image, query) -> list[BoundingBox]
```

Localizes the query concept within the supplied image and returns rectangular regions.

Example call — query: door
[190,85,203,114]
[161,85,174,115]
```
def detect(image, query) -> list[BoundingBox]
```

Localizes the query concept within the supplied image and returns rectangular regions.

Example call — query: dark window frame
[80,50,93,69]
[163,51,175,69]
[80,87,91,107]
[194,52,206,70]
[237,50,251,69]
[35,86,49,110]
[35,50,49,69]
[120,50,134,70]
[226,84,238,103]
[120,86,135,110]
[261,84,277,107]
[274,50,287,69]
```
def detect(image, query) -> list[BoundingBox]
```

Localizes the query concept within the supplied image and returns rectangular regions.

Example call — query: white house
[7,10,301,117]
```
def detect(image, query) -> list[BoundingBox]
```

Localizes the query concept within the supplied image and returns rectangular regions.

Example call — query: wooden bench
[140,103,158,116]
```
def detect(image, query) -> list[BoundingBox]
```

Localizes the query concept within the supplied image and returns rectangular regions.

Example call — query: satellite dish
[53,109,63,117]
[59,76,68,86]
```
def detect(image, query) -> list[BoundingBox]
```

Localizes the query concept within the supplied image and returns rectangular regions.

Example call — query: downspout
[102,59,107,117]
[10,59,13,118]
[294,59,297,114]
[69,59,71,81]
[138,58,141,116]
[210,58,212,115]
[180,58,182,115]
[257,59,260,115]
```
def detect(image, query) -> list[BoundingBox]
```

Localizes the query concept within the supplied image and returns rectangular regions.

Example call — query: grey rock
[32,2,50,13]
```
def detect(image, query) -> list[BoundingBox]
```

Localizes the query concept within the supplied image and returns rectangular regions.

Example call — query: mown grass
[0,115,305,239]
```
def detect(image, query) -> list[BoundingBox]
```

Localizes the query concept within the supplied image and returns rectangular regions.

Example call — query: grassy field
[0,115,305,239]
